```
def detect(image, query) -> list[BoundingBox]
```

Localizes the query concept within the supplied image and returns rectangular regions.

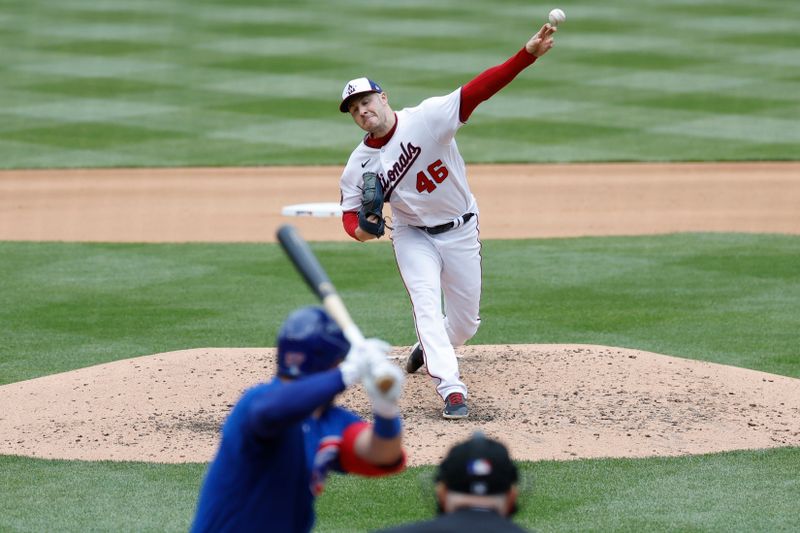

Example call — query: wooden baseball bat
[276,224,394,392]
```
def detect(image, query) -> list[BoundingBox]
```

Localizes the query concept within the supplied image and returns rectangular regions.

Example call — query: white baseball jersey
[340,89,477,227]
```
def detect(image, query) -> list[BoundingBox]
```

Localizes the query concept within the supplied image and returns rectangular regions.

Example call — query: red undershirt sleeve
[342,211,360,240]
[459,47,538,123]
[338,421,406,476]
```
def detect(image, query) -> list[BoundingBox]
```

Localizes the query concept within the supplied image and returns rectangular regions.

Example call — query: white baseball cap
[339,77,383,113]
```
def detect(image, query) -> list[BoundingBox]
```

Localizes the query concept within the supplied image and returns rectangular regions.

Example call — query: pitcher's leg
[441,220,482,347]
[392,228,467,401]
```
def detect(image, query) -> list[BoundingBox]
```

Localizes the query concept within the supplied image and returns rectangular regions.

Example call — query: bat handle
[321,295,393,392]
[322,294,365,345]
[342,325,365,345]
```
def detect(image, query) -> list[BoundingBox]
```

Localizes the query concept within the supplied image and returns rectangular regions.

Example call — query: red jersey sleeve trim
[338,421,406,477]
[459,47,538,123]
[342,211,360,240]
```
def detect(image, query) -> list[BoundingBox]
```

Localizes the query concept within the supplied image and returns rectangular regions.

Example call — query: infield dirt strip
[0,162,799,465]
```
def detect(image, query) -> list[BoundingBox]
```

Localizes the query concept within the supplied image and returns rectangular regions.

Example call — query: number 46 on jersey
[416,159,449,193]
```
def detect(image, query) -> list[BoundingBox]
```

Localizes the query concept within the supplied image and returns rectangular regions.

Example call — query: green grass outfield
[2,0,800,531]
[1,0,799,168]
[2,235,799,386]
[1,236,799,532]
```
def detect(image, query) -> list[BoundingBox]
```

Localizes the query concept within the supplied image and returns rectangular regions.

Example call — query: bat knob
[376,376,395,393]
[369,361,404,401]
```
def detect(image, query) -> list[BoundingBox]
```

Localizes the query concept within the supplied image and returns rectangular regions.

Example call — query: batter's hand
[526,23,556,57]
[364,362,404,418]
[340,338,392,387]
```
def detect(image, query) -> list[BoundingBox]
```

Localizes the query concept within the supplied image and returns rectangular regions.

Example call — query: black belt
[417,213,475,235]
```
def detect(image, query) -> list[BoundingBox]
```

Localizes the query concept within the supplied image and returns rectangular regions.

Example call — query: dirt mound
[1,345,797,466]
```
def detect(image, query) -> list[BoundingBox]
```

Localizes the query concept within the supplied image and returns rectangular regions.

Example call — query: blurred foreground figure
[191,306,406,533]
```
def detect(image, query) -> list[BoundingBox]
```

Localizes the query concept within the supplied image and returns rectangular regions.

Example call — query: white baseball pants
[391,215,482,400]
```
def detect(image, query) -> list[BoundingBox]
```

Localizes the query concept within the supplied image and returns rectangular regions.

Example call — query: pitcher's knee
[450,317,480,346]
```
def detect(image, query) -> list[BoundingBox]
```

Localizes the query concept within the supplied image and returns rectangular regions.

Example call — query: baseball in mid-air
[548,8,566,26]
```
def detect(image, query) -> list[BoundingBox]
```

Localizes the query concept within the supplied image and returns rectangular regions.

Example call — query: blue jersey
[191,370,361,533]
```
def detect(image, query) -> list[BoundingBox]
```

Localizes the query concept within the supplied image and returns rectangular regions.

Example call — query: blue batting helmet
[277,306,350,379]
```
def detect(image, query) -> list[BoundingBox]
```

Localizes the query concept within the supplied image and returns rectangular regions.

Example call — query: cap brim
[339,90,376,113]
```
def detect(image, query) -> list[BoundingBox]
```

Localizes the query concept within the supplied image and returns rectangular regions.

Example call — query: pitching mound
[1,345,797,466]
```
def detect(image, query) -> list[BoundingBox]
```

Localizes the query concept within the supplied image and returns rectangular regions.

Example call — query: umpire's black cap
[436,432,518,495]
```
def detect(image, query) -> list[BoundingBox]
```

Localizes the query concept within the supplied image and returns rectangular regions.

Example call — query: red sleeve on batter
[459,47,538,122]
[338,421,406,477]
[342,211,360,240]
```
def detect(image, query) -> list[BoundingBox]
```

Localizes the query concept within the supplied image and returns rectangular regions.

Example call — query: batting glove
[339,338,392,388]
[364,362,404,418]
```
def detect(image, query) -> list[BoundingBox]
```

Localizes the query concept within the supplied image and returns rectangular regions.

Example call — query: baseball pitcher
[338,23,558,419]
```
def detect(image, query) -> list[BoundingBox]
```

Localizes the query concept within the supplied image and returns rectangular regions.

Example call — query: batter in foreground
[191,307,405,532]
[338,23,558,419]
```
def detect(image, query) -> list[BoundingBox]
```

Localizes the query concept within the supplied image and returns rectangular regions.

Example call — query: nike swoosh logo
[361,159,370,168]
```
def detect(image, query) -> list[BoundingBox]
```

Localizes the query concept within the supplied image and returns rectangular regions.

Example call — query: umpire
[374,432,530,533]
